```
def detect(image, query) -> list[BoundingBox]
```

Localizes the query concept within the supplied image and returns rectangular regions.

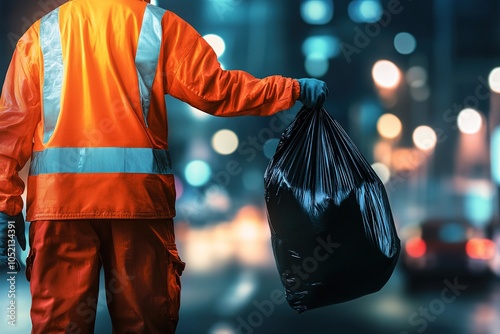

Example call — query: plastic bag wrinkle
[264,106,400,312]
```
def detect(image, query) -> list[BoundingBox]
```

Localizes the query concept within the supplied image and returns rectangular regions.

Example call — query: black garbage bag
[264,106,400,313]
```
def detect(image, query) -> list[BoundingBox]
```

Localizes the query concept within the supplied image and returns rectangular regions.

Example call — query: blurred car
[400,217,496,288]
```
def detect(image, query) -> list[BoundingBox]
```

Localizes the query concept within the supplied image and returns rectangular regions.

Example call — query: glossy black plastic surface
[264,107,400,313]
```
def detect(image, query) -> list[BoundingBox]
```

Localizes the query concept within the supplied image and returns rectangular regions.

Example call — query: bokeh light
[203,34,226,58]
[348,0,383,23]
[374,141,393,166]
[205,185,231,211]
[184,160,212,186]
[377,113,402,139]
[188,105,210,119]
[372,60,401,89]
[212,129,239,155]
[406,66,428,87]
[300,0,334,25]
[304,53,329,77]
[412,125,437,151]
[492,127,500,185]
[208,322,236,334]
[410,85,431,102]
[465,185,494,226]
[232,206,271,266]
[371,162,391,184]
[184,227,223,273]
[302,35,340,59]
[457,108,483,134]
[394,32,417,55]
[488,67,500,93]
[392,148,426,172]
[174,175,184,199]
[183,203,272,273]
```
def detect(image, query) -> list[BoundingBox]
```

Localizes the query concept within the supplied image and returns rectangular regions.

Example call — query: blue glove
[0,212,27,272]
[297,78,329,108]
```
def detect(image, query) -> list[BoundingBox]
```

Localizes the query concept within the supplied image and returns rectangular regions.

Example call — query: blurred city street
[174,268,500,334]
[3,0,500,333]
[3,249,500,334]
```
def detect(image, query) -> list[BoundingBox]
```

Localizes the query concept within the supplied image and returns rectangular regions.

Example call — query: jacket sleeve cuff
[292,79,301,101]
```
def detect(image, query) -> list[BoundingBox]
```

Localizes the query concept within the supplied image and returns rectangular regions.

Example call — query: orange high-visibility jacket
[0,0,300,221]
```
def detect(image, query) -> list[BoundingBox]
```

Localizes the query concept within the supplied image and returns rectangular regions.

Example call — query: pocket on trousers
[166,244,186,320]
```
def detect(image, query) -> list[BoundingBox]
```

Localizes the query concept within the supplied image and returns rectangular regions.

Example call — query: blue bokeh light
[305,53,329,77]
[300,0,334,25]
[184,160,212,187]
[302,35,340,59]
[394,32,417,55]
[348,0,383,23]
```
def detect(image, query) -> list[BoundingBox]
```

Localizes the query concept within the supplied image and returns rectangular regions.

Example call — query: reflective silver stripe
[136,4,165,127]
[29,147,173,175]
[40,8,63,143]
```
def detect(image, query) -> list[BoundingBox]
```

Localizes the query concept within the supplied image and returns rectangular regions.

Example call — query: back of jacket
[0,0,300,221]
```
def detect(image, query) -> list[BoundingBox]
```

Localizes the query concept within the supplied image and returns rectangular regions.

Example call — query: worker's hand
[0,212,26,272]
[297,78,329,108]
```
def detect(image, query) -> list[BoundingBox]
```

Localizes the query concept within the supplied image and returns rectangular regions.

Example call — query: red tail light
[466,238,496,260]
[405,237,426,258]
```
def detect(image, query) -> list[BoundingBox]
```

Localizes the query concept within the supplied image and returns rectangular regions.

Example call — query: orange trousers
[25,219,185,334]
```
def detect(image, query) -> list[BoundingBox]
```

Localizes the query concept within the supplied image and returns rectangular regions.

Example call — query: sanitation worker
[0,0,328,332]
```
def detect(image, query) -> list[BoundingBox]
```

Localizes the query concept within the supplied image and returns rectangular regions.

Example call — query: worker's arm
[0,27,39,268]
[0,27,41,216]
[162,11,301,117]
